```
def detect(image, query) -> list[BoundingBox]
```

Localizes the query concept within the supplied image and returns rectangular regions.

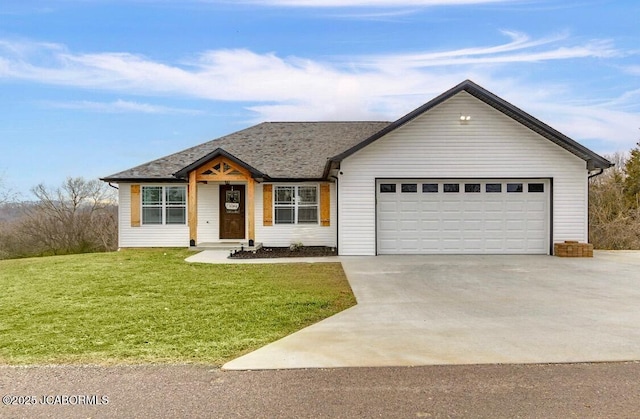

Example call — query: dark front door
[219,185,246,239]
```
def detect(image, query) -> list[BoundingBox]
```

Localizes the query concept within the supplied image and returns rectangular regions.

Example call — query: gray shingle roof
[102,80,612,183]
[102,121,391,181]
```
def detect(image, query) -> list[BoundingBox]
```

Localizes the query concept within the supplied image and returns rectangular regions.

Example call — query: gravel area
[1,362,640,418]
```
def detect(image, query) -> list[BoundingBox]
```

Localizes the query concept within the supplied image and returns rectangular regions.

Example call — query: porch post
[188,171,198,246]
[248,178,255,243]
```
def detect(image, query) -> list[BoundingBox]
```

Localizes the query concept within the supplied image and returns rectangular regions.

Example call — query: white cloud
[43,99,204,115]
[0,31,637,152]
[353,31,618,72]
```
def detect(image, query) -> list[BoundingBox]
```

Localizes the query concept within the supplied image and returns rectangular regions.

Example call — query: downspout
[108,182,119,190]
[329,174,339,255]
[588,168,604,179]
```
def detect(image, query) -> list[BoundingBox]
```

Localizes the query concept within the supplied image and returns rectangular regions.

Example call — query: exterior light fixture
[459,115,471,121]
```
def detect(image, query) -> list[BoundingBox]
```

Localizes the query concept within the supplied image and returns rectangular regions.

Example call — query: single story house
[102,80,612,255]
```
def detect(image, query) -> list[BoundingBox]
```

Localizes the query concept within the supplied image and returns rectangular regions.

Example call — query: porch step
[193,242,263,252]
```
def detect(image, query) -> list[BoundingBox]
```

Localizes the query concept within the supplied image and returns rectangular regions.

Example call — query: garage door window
[507,183,523,193]
[528,183,545,193]
[444,184,460,193]
[486,183,502,193]
[422,184,438,193]
[465,184,481,193]
[401,184,417,193]
[380,184,396,193]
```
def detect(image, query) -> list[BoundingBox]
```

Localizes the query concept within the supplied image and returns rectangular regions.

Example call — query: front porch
[177,150,264,248]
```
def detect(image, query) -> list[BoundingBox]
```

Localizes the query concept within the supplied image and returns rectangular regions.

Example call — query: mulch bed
[229,246,337,259]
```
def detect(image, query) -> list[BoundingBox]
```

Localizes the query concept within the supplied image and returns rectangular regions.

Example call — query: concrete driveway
[223,251,640,370]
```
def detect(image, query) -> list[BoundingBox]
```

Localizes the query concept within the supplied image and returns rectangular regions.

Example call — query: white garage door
[377,179,550,255]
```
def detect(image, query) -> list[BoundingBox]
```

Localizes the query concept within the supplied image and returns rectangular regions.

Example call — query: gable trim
[173,148,265,180]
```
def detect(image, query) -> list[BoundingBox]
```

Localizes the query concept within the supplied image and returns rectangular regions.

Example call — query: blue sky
[1,0,638,197]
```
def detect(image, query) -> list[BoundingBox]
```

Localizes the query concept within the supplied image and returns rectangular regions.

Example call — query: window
[165,187,187,224]
[274,185,318,224]
[486,183,502,193]
[444,183,460,193]
[507,183,523,193]
[142,186,186,225]
[401,184,417,193]
[528,183,545,193]
[422,184,438,193]
[465,183,481,193]
[380,184,396,193]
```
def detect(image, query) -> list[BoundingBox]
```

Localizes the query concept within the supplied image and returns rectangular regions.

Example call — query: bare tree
[17,177,118,255]
[0,174,17,204]
[624,142,640,209]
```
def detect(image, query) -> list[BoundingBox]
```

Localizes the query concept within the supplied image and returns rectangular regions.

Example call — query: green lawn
[0,249,355,365]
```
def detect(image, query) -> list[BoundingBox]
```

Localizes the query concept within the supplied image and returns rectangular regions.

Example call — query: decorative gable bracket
[173,148,266,182]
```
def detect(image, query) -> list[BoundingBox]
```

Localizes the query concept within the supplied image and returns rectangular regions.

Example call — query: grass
[0,249,355,366]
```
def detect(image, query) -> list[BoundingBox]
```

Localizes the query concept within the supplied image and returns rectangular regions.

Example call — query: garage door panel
[463,240,483,251]
[399,239,419,249]
[527,220,546,230]
[378,222,398,233]
[401,202,419,212]
[485,238,505,248]
[527,201,546,211]
[378,202,398,214]
[442,204,462,212]
[420,220,440,231]
[442,220,463,230]
[400,220,419,231]
[377,179,549,255]
[462,221,483,231]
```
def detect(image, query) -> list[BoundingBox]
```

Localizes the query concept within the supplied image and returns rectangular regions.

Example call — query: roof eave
[265,177,331,183]
[100,177,188,183]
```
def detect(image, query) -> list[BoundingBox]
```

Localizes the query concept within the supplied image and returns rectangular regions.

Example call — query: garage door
[377,179,550,254]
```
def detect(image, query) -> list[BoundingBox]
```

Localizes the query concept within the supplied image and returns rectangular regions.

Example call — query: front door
[219,185,246,239]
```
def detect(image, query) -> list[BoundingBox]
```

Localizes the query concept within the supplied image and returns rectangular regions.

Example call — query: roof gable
[173,148,264,179]
[329,80,612,171]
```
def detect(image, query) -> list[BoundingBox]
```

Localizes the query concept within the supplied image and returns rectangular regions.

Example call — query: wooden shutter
[131,184,141,227]
[263,184,273,226]
[320,183,330,227]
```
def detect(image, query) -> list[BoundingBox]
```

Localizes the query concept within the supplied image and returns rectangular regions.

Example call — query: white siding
[118,183,190,248]
[197,183,219,243]
[255,182,337,247]
[338,91,588,256]
[118,181,336,247]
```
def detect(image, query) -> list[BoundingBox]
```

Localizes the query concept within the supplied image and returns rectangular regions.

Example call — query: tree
[17,177,118,255]
[0,174,16,204]
[589,149,640,250]
[623,141,640,210]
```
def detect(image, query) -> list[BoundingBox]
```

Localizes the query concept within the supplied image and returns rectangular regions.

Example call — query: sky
[1,0,639,198]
